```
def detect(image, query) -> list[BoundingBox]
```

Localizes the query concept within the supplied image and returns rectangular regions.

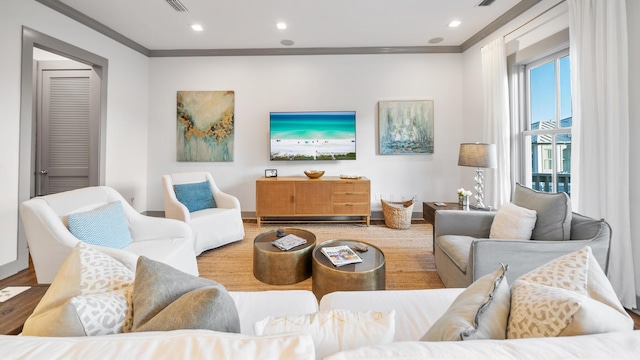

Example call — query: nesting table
[311,239,386,300]
[253,228,316,285]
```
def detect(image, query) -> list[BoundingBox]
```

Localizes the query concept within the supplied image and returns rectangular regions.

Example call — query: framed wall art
[177,90,235,162]
[378,100,434,154]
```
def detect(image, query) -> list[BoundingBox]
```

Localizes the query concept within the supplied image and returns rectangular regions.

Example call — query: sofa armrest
[434,211,496,238]
[471,236,609,284]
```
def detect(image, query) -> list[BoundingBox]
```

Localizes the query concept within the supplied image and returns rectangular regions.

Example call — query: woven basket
[381,199,414,230]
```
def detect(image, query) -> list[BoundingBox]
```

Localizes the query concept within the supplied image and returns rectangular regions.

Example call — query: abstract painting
[378,100,434,154]
[177,90,235,162]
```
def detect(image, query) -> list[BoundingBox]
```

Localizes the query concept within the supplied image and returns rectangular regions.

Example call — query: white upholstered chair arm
[162,174,191,222]
[213,190,241,209]
[126,212,192,243]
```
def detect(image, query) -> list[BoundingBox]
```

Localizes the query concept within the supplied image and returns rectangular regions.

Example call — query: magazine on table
[272,234,307,251]
[321,245,363,267]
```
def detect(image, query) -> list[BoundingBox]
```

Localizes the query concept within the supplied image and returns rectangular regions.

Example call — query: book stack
[271,234,307,251]
[320,245,363,267]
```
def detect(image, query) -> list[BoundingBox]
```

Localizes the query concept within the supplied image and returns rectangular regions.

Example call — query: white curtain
[568,0,635,308]
[481,38,511,208]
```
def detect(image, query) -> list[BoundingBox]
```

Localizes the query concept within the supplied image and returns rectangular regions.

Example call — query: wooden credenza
[256,176,370,226]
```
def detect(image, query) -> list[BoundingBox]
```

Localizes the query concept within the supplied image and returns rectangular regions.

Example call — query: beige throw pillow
[421,264,510,341]
[22,243,134,336]
[489,202,537,240]
[507,246,633,338]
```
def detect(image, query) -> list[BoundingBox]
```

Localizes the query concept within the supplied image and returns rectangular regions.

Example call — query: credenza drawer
[333,203,370,215]
[333,181,369,193]
[332,192,369,203]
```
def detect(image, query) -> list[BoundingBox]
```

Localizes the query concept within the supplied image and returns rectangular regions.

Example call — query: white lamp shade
[458,143,497,168]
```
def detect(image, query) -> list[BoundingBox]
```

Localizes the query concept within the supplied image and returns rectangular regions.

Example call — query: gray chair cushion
[512,183,571,240]
[436,235,474,274]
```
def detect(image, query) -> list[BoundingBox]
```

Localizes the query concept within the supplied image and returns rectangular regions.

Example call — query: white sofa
[20,186,198,283]
[2,288,639,359]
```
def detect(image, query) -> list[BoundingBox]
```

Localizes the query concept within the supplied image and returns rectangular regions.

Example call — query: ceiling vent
[165,0,188,12]
[477,0,497,6]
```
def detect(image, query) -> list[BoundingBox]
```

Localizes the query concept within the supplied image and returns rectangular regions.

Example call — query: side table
[422,202,467,225]
[253,228,316,285]
[0,284,49,335]
[312,240,385,300]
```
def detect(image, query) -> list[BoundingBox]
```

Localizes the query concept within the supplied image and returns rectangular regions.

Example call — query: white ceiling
[50,0,529,52]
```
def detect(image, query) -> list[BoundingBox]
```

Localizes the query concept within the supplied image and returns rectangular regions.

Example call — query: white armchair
[162,172,245,255]
[20,186,199,284]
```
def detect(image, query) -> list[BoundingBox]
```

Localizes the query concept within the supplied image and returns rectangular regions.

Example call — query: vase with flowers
[457,188,472,206]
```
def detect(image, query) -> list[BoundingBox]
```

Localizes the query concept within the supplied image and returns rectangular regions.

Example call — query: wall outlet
[375,193,381,201]
[129,196,135,205]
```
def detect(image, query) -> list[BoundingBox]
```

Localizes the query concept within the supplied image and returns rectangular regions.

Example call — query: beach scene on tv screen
[270,112,356,160]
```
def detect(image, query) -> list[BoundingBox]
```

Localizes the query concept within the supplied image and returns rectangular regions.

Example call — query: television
[270,111,356,161]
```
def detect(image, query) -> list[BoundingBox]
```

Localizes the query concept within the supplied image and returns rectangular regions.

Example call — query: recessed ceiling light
[281,39,295,46]
[276,22,287,30]
[448,20,461,28]
[429,37,444,44]
[191,24,204,32]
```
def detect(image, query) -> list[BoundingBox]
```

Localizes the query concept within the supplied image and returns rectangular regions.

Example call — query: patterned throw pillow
[173,181,217,212]
[420,264,510,341]
[507,246,633,338]
[67,201,133,249]
[22,243,135,336]
[254,309,395,360]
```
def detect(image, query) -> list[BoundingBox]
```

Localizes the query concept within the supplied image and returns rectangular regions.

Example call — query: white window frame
[507,29,571,194]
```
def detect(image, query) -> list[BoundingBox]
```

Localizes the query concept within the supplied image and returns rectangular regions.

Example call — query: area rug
[197,222,444,293]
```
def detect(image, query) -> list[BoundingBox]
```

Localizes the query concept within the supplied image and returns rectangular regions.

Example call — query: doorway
[34,51,101,196]
[0,27,109,279]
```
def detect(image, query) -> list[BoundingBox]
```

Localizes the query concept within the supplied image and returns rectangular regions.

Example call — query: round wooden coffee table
[253,228,316,285]
[312,239,385,299]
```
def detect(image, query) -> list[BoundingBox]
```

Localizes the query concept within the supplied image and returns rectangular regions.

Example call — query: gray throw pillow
[512,183,571,240]
[129,256,240,333]
[420,264,510,341]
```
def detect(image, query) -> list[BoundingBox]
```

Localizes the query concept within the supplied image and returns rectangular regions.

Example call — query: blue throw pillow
[173,181,217,212]
[67,201,133,249]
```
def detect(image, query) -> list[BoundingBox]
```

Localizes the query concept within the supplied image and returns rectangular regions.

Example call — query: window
[521,49,572,195]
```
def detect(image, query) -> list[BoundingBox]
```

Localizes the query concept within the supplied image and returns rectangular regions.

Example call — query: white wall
[0,1,149,271]
[147,54,465,212]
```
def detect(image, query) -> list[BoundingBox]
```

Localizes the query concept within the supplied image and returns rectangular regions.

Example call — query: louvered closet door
[39,69,94,195]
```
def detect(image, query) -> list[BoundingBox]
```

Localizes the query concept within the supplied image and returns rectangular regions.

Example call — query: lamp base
[469,203,493,211]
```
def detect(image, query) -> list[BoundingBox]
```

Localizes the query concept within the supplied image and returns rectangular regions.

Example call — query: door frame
[0,27,109,279]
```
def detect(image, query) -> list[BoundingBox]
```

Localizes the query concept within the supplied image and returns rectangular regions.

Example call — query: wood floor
[2,219,639,330]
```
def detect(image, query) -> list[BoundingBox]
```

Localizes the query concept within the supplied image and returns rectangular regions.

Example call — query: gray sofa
[434,210,611,288]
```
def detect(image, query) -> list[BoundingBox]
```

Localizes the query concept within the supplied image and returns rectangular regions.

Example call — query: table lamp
[458,143,497,209]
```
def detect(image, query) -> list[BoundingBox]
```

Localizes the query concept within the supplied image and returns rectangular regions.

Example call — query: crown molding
[37,0,540,57]
[149,45,462,57]
[461,0,543,52]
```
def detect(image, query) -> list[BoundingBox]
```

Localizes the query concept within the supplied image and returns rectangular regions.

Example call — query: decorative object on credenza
[457,188,471,206]
[458,143,497,209]
[304,170,325,179]
[265,169,278,178]
[177,90,235,162]
[378,100,434,154]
